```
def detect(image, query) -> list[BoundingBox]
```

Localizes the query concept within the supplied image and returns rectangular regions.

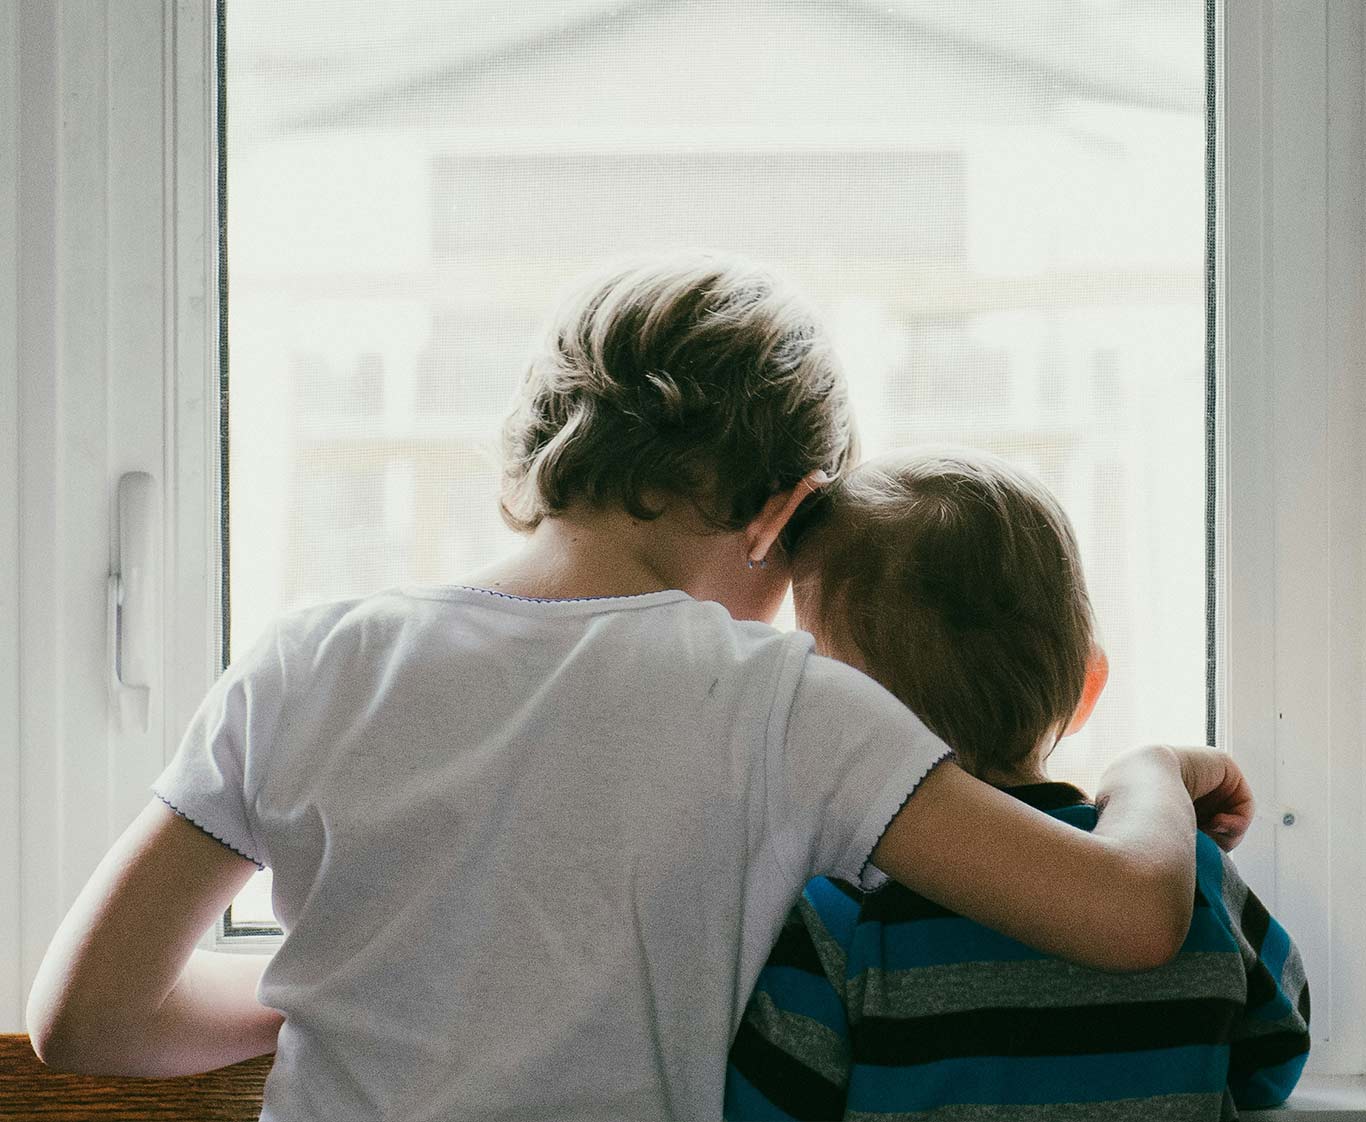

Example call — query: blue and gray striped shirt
[726,782,1310,1121]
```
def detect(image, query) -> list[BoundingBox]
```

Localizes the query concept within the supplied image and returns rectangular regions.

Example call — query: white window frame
[0,0,19,1035]
[3,0,1364,1099]
[1219,0,1366,1085]
[3,0,224,1022]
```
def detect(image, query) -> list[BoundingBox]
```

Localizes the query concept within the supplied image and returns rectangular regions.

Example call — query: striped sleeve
[725,880,859,1121]
[1216,848,1311,1109]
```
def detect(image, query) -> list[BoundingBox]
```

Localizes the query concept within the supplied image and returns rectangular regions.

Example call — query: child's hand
[1098,745,1254,852]
[1171,745,1255,851]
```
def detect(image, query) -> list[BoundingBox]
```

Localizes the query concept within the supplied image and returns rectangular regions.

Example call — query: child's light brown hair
[499,252,855,535]
[792,448,1095,778]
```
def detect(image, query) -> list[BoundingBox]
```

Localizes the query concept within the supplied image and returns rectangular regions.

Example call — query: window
[222,0,1208,932]
[8,0,1361,1083]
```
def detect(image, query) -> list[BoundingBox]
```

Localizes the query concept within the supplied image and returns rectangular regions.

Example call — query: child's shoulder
[266,585,814,675]
[255,589,397,659]
[802,873,957,938]
[1192,830,1259,932]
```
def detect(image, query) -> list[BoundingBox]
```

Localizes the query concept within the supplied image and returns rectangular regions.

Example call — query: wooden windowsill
[0,1034,270,1121]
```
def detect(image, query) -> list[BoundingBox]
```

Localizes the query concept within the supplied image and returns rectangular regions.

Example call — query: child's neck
[974,747,1052,789]
[468,509,679,601]
[462,505,786,622]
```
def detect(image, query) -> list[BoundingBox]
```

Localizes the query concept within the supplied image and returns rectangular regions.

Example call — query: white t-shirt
[152,586,950,1121]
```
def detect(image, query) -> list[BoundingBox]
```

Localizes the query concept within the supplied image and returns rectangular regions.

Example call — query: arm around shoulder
[871,747,1196,972]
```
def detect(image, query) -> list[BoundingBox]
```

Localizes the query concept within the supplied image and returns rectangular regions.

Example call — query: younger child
[726,447,1310,1120]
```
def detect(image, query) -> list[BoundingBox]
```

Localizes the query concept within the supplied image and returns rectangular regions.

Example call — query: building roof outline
[228,0,1200,135]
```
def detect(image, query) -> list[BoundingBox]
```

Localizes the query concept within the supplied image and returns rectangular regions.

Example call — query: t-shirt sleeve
[773,649,954,890]
[151,619,287,870]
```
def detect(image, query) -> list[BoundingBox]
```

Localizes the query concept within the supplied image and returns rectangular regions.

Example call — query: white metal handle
[108,470,158,733]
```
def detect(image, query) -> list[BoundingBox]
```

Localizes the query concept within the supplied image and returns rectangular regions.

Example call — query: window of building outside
[222,0,1208,931]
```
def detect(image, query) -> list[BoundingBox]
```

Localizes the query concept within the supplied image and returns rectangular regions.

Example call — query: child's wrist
[1094,744,1191,823]
[1097,743,1180,790]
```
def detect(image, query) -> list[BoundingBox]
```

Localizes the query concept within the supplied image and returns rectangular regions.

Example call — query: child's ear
[746,469,831,564]
[1064,646,1110,736]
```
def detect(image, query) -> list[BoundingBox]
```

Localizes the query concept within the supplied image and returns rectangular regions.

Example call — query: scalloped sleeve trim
[852,748,956,892]
[153,789,266,870]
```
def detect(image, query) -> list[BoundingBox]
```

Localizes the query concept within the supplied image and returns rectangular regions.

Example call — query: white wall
[1221,0,1366,1074]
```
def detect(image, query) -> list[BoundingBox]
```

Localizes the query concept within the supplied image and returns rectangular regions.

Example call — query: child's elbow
[25,981,61,1063]
[27,991,115,1075]
[28,1021,130,1075]
[26,1005,78,1072]
[1087,925,1183,973]
[1103,878,1191,972]
[1076,862,1189,972]
[27,1007,86,1073]
[1114,920,1186,972]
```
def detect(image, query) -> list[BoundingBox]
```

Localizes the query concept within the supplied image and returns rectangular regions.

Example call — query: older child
[28,256,1249,1121]
[727,448,1309,1121]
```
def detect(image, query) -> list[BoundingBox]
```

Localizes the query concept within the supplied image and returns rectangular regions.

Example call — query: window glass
[224,0,1206,927]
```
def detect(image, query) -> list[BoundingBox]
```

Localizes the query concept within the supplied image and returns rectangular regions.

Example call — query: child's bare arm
[26,799,283,1075]
[871,745,1229,972]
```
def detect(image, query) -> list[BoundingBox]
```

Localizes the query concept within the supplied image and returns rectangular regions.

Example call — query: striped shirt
[725,782,1310,1121]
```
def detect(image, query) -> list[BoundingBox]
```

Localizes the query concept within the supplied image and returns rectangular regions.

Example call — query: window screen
[222,0,1208,930]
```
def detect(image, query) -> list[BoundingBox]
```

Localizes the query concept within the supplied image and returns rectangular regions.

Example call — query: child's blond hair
[792,448,1095,777]
[499,251,855,535]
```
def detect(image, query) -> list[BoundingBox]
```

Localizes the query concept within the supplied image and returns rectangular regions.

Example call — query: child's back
[727,449,1310,1120]
[729,790,1309,1120]
[165,585,949,1119]
[151,261,963,1120]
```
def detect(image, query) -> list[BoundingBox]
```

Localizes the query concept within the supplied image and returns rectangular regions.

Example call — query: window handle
[108,471,159,733]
